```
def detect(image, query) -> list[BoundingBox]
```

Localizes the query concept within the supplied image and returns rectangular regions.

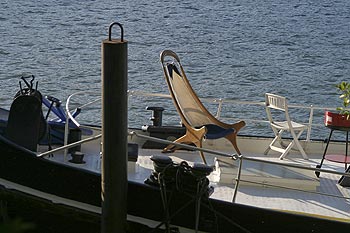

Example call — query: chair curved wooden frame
[160,50,246,164]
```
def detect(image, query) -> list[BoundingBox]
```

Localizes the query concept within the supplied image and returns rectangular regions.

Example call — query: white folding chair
[264,93,308,160]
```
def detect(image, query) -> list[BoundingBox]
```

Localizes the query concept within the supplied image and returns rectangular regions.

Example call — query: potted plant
[325,81,350,128]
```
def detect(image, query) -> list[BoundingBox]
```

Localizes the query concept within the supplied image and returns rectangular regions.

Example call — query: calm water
[1,0,350,139]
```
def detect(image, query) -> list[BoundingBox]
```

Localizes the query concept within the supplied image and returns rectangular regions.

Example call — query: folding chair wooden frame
[264,93,308,160]
[160,50,245,164]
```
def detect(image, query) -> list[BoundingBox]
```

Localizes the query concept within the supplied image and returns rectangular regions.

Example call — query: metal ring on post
[108,22,124,42]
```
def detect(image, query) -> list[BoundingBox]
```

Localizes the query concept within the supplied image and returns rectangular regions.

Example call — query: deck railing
[129,130,350,206]
[36,90,350,209]
[46,89,336,143]
[51,89,339,156]
[128,90,336,141]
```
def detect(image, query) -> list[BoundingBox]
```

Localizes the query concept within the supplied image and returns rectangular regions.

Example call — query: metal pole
[101,22,127,233]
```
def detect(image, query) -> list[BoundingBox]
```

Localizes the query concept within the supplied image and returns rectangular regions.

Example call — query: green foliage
[336,81,350,119]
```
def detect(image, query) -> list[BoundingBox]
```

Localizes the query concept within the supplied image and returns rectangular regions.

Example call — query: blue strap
[203,124,234,139]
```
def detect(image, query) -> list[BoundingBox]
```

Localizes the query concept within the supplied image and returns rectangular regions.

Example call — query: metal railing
[52,89,336,144]
[36,89,350,210]
[128,90,336,141]
[37,91,101,160]
[38,89,336,160]
[128,131,350,205]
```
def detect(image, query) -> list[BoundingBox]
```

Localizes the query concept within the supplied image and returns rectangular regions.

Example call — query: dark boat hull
[1,136,350,233]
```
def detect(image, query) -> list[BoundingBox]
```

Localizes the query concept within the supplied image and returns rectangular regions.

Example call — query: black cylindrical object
[101,22,128,233]
[68,128,82,153]
[146,106,164,126]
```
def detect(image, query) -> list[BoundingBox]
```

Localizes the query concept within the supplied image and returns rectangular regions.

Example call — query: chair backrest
[160,50,217,128]
[6,89,46,151]
[265,93,292,124]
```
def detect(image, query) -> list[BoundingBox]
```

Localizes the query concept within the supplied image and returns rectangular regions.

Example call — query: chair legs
[226,121,245,155]
[264,129,284,155]
[265,129,308,160]
[162,124,244,164]
[162,126,207,164]
[225,132,241,155]
[287,130,308,160]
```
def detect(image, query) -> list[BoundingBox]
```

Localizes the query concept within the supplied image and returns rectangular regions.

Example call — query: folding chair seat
[264,93,308,160]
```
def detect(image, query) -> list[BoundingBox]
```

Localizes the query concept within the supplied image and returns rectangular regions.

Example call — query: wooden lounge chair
[160,50,246,164]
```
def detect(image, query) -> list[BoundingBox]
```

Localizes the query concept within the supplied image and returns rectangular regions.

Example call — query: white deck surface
[42,138,350,223]
[133,148,350,223]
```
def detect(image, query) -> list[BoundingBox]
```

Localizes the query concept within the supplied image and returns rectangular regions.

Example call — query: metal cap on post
[101,22,128,233]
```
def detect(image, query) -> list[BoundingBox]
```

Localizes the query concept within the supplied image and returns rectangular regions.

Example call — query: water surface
[1,0,350,138]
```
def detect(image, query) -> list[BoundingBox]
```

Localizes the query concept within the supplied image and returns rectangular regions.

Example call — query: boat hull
[1,135,350,232]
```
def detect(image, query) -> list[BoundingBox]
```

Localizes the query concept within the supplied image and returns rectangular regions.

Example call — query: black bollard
[101,22,128,233]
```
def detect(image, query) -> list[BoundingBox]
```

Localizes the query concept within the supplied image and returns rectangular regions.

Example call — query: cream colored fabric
[169,69,212,127]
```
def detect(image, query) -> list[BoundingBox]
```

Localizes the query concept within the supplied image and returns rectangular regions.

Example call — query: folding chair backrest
[265,93,291,123]
[162,51,214,128]
[265,93,287,111]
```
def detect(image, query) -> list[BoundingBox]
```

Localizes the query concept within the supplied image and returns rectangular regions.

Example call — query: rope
[147,160,252,233]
